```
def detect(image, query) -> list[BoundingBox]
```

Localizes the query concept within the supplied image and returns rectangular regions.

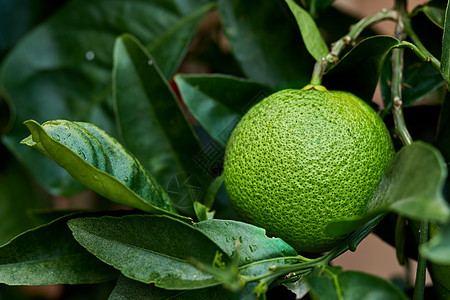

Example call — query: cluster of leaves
[0,0,449,299]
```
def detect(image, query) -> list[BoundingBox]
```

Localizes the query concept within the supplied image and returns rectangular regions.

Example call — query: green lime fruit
[223,86,395,253]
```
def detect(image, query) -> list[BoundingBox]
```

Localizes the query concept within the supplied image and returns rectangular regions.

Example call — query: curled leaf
[21,119,180,216]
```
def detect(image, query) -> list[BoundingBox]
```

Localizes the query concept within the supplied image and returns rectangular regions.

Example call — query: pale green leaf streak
[147,2,217,78]
[21,119,181,216]
[441,0,450,85]
[285,0,329,61]
[194,202,216,222]
[203,174,225,209]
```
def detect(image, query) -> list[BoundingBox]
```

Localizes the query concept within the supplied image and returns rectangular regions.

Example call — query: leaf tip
[20,120,42,146]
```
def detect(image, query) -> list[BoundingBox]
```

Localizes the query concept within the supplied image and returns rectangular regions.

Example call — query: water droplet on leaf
[85,51,95,61]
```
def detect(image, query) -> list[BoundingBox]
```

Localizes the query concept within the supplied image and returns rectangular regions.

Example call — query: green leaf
[421,1,446,29]
[285,0,329,61]
[327,142,450,236]
[194,219,297,298]
[428,259,450,300]
[304,0,335,18]
[0,212,118,285]
[109,276,177,300]
[175,74,272,147]
[217,0,315,89]
[109,275,236,300]
[0,0,66,57]
[203,174,225,209]
[367,142,449,220]
[307,268,341,300]
[308,270,409,300]
[441,0,450,85]
[436,93,450,162]
[113,34,207,213]
[0,160,44,246]
[21,119,178,215]
[380,48,446,108]
[324,36,401,102]
[421,222,450,264]
[194,219,297,266]
[146,1,216,78]
[284,278,310,299]
[0,0,211,196]
[68,215,230,289]
[194,201,216,222]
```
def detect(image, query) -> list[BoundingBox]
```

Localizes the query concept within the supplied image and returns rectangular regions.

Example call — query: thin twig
[391,0,413,146]
[392,1,427,299]
[309,9,397,85]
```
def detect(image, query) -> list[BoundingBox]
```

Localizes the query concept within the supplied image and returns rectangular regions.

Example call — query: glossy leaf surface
[285,0,329,61]
[195,219,297,298]
[0,0,211,196]
[428,260,450,300]
[217,0,314,89]
[324,36,401,102]
[422,222,450,264]
[69,215,230,289]
[0,213,118,285]
[308,270,409,299]
[113,34,207,213]
[380,49,446,108]
[175,74,272,147]
[21,120,177,215]
[194,219,297,265]
[109,275,236,300]
[327,142,449,236]
[0,0,67,57]
[203,174,225,209]
[0,161,43,246]
[422,1,446,29]
[441,0,450,85]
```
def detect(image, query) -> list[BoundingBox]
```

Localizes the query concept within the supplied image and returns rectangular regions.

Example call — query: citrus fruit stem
[391,5,413,146]
[310,58,327,85]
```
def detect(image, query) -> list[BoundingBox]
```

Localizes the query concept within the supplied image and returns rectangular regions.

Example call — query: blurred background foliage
[0,0,449,298]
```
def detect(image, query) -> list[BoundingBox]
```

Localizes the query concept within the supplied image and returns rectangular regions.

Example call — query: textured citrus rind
[223,89,395,253]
